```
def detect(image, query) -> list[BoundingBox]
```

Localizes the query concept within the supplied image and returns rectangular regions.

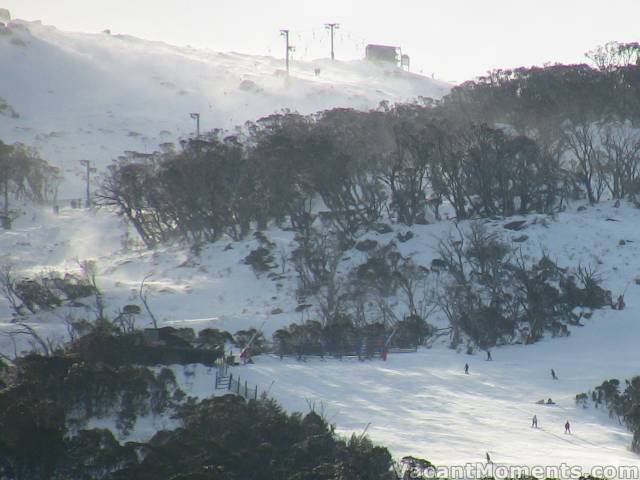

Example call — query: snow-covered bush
[435,223,611,348]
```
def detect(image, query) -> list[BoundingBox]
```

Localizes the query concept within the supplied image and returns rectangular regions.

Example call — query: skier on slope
[240,346,252,365]
[564,420,571,434]
[532,415,538,428]
[486,350,492,361]
[616,294,626,310]
[551,368,558,380]
[486,452,492,464]
[465,363,469,374]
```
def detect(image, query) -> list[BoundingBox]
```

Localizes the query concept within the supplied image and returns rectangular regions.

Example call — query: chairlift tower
[324,23,339,60]
[280,29,295,74]
[79,159,96,208]
[190,112,200,139]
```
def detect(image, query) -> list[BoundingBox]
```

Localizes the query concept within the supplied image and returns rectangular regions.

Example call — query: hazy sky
[4,0,640,83]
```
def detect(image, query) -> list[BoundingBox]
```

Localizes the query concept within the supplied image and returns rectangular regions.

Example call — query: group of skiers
[463,351,493,375]
[530,414,571,433]
[485,418,572,465]
[465,355,573,442]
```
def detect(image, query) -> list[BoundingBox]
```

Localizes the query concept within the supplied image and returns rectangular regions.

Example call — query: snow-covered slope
[0,18,449,196]
[1,16,638,474]
[1,200,640,471]
[241,325,640,473]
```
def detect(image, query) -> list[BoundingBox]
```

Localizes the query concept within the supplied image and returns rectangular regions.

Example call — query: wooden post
[244,380,248,398]
[228,373,233,391]
[254,385,258,400]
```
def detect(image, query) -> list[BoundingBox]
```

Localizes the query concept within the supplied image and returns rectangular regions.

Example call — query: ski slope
[239,328,640,472]
[1,200,640,472]
[0,17,449,197]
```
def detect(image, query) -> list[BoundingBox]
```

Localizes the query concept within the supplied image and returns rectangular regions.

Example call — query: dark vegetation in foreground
[0,338,616,479]
[0,340,395,480]
[577,376,640,452]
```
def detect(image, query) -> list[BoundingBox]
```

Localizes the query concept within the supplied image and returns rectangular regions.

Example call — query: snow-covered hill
[0,18,449,196]
[1,15,639,475]
[1,200,640,472]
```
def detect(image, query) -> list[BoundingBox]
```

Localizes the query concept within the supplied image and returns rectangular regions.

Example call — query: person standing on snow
[240,346,252,365]
[564,420,571,434]
[551,369,558,380]
[485,452,492,464]
[532,415,538,428]
[486,350,492,361]
[465,363,469,374]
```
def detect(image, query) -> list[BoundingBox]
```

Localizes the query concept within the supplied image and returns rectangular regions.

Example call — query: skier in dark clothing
[564,420,571,434]
[551,369,558,380]
[532,415,538,428]
[464,363,469,374]
[485,452,492,464]
[486,350,492,361]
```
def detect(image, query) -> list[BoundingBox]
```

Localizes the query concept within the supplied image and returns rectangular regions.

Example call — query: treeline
[273,315,431,358]
[444,46,640,205]
[99,108,569,248]
[100,45,640,248]
[0,140,61,211]
[445,42,640,132]
[577,376,640,452]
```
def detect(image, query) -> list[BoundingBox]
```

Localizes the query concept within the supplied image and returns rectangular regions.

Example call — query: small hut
[365,44,401,65]
[0,9,11,23]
